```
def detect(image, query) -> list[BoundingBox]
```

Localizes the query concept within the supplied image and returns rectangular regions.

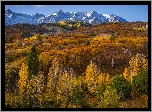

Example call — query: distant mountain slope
[5,9,127,26]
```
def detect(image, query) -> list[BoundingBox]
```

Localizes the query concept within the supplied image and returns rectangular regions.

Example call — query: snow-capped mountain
[5,9,127,26]
[103,14,126,22]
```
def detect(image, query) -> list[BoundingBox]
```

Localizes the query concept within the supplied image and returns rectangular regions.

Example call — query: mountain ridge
[5,9,127,26]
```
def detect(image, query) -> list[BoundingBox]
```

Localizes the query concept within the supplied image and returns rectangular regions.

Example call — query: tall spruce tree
[27,45,39,80]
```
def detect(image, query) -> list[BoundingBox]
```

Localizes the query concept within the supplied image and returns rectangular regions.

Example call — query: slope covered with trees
[5,22,148,108]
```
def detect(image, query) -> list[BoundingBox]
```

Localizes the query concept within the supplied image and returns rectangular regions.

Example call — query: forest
[5,21,148,108]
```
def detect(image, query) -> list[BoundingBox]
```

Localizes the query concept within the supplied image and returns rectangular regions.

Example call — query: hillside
[5,22,148,42]
[5,21,148,108]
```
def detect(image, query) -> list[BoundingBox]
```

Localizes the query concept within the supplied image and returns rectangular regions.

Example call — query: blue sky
[5,5,148,22]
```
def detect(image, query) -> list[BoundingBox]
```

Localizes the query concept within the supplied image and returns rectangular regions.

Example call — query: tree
[27,45,39,80]
[66,87,89,108]
[129,53,148,77]
[55,72,78,105]
[39,52,52,75]
[5,68,19,94]
[37,35,42,41]
[18,62,28,94]
[6,37,13,43]
[132,70,148,95]
[85,40,90,46]
[110,34,116,43]
[98,72,111,85]
[85,63,100,94]
[47,58,62,94]
[109,75,132,101]
[21,32,31,38]
[99,86,120,108]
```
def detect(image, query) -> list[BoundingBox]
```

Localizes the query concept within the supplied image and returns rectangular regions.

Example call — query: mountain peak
[6,9,13,13]
[91,11,96,13]
[111,14,115,16]
[58,9,64,13]
[90,11,98,16]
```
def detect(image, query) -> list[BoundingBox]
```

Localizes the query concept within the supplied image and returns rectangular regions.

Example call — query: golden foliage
[18,62,28,94]
[123,68,131,82]
[129,53,148,77]
[73,75,85,89]
[97,73,105,84]
[38,52,52,74]
[30,35,37,41]
[24,38,29,41]
[98,72,111,85]
[5,22,148,108]
[56,73,76,99]
[46,67,54,93]
[5,93,23,108]
[26,74,45,95]
[85,63,100,94]
[47,58,62,93]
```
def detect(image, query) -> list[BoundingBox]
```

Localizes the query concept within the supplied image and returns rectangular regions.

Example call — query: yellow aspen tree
[97,72,105,85]
[125,53,148,84]
[47,66,55,93]
[123,68,131,82]
[26,74,45,95]
[104,73,111,84]
[47,58,62,94]
[141,56,148,71]
[56,73,70,97]
[18,62,28,95]
[38,52,52,92]
[85,63,100,94]
[98,72,111,85]
[129,53,148,77]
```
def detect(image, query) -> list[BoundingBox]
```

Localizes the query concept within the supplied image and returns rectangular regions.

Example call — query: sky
[5,5,148,22]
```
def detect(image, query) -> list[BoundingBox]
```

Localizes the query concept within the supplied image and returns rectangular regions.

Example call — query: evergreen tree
[27,45,39,80]
[99,86,120,108]
[37,35,42,41]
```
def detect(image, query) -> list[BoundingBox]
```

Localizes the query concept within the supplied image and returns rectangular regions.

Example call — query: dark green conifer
[27,45,39,80]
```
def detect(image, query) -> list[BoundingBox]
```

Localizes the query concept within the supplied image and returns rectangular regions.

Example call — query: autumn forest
[5,21,148,108]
